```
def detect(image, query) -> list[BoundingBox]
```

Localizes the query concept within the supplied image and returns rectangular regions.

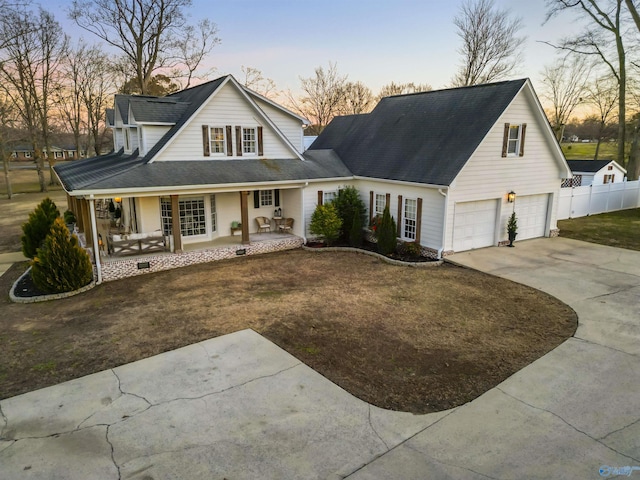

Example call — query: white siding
[592,162,626,185]
[156,82,295,161]
[444,87,565,251]
[114,128,124,151]
[253,97,305,153]
[141,125,171,156]
[301,180,445,251]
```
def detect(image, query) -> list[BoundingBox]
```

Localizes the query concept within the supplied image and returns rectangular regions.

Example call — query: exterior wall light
[114,197,122,204]
[507,191,516,203]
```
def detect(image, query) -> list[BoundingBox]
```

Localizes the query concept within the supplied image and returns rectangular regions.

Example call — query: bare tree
[586,74,619,159]
[0,94,19,199]
[545,0,628,171]
[377,81,432,101]
[340,81,374,115]
[241,66,277,98]
[69,0,220,95]
[451,0,526,86]
[541,55,592,141]
[0,7,67,191]
[287,62,347,134]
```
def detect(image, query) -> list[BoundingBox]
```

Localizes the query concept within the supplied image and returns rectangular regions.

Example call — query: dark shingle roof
[566,159,613,173]
[309,79,528,186]
[54,149,146,191]
[129,98,190,123]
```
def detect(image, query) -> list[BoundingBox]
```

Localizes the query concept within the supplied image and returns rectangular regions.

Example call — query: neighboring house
[562,159,627,188]
[54,75,570,283]
[11,145,79,161]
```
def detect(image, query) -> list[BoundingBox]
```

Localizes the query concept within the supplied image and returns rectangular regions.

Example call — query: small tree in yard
[377,205,397,256]
[349,211,363,247]
[332,185,366,245]
[309,203,342,246]
[21,197,60,259]
[31,218,93,294]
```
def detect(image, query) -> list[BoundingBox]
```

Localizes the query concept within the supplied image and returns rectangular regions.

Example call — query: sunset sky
[51,0,585,96]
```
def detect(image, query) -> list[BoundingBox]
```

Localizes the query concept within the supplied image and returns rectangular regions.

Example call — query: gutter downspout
[438,188,449,259]
[88,196,102,284]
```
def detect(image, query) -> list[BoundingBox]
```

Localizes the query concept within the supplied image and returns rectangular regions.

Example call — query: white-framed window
[25,151,32,158]
[54,151,63,158]
[11,152,16,158]
[323,190,338,204]
[161,197,209,237]
[507,124,521,155]
[243,127,256,154]
[374,193,386,217]
[604,174,615,184]
[210,195,217,232]
[260,189,273,207]
[403,198,417,240]
[210,127,225,154]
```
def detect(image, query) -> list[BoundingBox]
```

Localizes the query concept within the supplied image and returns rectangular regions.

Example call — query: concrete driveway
[1,237,639,479]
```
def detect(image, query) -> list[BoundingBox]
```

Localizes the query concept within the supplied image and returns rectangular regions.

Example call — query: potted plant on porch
[507,212,518,247]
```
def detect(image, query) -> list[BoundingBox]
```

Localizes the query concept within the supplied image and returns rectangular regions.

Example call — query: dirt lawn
[0,251,577,413]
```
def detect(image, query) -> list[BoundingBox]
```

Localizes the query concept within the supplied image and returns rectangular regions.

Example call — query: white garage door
[453,199,498,252]
[515,194,549,240]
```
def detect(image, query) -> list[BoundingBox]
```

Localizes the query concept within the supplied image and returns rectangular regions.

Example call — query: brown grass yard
[0,251,577,413]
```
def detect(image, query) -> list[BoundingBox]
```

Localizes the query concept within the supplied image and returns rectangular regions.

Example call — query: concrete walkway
[0,251,26,278]
[1,237,639,479]
[349,237,640,479]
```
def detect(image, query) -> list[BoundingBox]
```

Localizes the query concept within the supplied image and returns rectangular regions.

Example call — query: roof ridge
[385,78,528,100]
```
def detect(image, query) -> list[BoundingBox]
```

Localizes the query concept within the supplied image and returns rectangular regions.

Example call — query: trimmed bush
[332,185,366,245]
[63,210,76,225]
[309,203,342,245]
[377,205,397,255]
[21,197,60,259]
[349,211,363,247]
[31,218,93,294]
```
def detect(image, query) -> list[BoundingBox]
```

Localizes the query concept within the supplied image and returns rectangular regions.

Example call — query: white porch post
[89,197,102,284]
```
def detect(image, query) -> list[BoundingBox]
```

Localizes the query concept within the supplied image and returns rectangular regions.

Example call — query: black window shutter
[226,125,233,156]
[254,190,260,208]
[274,189,280,207]
[519,123,527,157]
[258,126,264,156]
[202,125,210,156]
[236,126,242,156]
[502,123,510,157]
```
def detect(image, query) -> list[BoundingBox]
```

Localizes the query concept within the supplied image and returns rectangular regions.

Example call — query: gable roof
[308,79,533,186]
[566,159,626,174]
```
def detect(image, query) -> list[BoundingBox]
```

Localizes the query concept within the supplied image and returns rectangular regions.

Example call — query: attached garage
[453,199,498,252]
[513,194,549,241]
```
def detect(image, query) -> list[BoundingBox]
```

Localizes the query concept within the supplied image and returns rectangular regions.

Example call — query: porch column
[171,195,182,253]
[240,191,250,244]
[89,198,102,283]
[81,199,93,245]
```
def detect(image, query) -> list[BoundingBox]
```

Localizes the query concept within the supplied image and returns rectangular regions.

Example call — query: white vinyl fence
[558,180,640,219]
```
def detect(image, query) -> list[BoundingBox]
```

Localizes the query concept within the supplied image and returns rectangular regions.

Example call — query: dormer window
[211,127,225,154]
[243,127,256,154]
[502,123,527,157]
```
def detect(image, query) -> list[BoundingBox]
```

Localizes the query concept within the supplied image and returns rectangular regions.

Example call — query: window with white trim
[323,190,338,204]
[374,193,386,217]
[11,152,16,158]
[160,198,172,236]
[25,151,32,158]
[604,174,615,184]
[260,189,273,207]
[403,198,417,240]
[179,198,206,236]
[507,125,521,155]
[210,127,225,154]
[54,151,63,158]
[243,127,256,154]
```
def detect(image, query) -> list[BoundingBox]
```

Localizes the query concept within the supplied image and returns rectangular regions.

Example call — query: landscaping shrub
[21,197,60,259]
[377,205,397,255]
[63,210,76,225]
[309,203,342,245]
[332,185,366,245]
[349,211,363,247]
[31,218,93,294]
[397,241,422,258]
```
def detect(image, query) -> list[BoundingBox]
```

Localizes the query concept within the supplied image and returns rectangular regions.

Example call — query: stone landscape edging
[10,266,96,304]
[301,245,443,267]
